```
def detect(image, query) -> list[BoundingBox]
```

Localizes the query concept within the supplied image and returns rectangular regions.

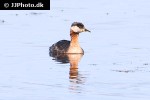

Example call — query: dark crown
[71,22,84,29]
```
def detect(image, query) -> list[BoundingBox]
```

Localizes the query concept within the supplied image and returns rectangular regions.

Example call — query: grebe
[49,22,90,54]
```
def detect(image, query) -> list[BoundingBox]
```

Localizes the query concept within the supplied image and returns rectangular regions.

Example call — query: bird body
[49,22,90,54]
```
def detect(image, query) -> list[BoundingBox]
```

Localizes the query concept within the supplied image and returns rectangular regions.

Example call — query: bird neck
[70,30,80,46]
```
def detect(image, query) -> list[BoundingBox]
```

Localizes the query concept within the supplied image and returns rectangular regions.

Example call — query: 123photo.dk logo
[0,0,50,10]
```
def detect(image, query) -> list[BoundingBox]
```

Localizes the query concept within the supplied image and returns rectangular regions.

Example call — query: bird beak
[85,28,91,32]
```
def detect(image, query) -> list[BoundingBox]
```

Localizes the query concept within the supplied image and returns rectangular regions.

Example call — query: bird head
[71,22,90,33]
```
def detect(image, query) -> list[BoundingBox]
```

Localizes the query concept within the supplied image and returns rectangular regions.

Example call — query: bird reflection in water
[49,52,86,92]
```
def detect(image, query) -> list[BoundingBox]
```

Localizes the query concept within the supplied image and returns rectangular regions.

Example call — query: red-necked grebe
[49,22,90,54]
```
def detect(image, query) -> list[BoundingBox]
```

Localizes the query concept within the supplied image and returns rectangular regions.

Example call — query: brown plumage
[49,22,90,54]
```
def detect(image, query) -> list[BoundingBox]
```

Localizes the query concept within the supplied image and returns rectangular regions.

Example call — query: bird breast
[67,46,83,54]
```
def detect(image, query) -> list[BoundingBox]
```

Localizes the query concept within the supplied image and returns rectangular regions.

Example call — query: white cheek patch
[71,26,80,33]
[81,29,85,32]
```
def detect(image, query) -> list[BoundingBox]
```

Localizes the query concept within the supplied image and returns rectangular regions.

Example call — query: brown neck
[70,30,80,46]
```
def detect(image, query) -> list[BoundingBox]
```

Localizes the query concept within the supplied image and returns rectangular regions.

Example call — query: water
[0,0,150,100]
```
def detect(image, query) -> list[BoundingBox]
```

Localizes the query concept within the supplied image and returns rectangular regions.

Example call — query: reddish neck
[70,30,80,46]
